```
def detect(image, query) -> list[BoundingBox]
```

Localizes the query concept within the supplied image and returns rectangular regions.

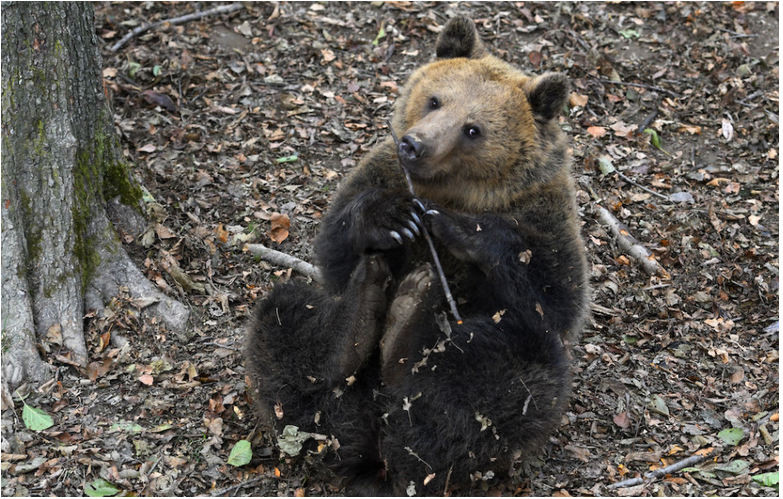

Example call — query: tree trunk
[1,2,189,391]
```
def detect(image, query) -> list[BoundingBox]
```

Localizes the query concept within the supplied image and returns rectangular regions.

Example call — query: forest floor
[2,2,779,497]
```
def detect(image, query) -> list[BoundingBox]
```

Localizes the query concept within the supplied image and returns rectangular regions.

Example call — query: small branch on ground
[635,107,659,135]
[211,477,267,497]
[594,204,668,277]
[109,3,244,52]
[607,449,719,490]
[596,78,681,99]
[615,171,669,200]
[244,244,323,283]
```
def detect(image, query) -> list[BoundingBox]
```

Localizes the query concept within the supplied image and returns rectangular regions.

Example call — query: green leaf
[22,404,54,432]
[153,65,161,77]
[277,425,315,457]
[140,185,156,204]
[110,421,144,433]
[717,427,745,446]
[128,61,141,78]
[752,471,779,488]
[84,478,120,497]
[372,25,386,46]
[643,128,670,155]
[622,335,637,345]
[648,394,670,417]
[275,154,298,164]
[715,459,750,474]
[227,439,253,467]
[598,155,615,175]
[643,128,661,148]
[619,29,640,39]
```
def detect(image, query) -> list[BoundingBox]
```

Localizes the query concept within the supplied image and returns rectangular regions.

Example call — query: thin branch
[594,204,667,277]
[615,171,669,200]
[386,120,463,324]
[596,78,681,99]
[607,449,718,490]
[109,3,245,53]
[716,27,759,38]
[244,244,323,283]
[211,477,266,497]
[635,107,659,135]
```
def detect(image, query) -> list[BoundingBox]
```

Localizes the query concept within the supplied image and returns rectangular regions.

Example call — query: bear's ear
[524,73,570,122]
[436,16,486,59]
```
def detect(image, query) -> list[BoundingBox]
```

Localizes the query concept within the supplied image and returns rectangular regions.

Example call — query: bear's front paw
[349,190,425,252]
[425,207,487,265]
[423,205,463,243]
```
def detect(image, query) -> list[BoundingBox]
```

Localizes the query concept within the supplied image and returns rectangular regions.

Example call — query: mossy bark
[1,2,188,390]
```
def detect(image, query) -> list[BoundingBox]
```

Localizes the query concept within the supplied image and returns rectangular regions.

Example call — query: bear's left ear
[524,73,570,122]
[436,16,486,59]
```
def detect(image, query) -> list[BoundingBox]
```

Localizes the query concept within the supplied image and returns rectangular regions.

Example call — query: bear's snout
[398,134,425,166]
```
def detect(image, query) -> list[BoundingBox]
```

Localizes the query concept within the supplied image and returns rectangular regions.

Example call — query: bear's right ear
[435,16,486,59]
[524,73,570,122]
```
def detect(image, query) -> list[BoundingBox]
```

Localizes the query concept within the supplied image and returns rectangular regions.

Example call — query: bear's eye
[428,97,440,110]
[464,125,482,139]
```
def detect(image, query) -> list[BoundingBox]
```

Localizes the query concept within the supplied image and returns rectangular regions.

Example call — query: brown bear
[245,16,589,496]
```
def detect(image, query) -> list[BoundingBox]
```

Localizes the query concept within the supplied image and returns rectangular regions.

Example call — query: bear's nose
[398,134,424,164]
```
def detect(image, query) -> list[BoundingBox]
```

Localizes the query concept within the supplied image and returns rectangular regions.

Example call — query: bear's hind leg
[381,263,441,386]
[245,254,391,428]
[327,253,392,384]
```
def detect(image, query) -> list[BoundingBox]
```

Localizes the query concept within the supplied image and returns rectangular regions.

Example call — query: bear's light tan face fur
[393,57,567,213]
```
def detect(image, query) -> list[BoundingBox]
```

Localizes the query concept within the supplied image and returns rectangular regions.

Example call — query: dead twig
[387,120,463,324]
[635,107,659,135]
[211,477,266,497]
[594,204,667,277]
[607,449,719,490]
[244,244,323,283]
[110,3,244,52]
[596,78,681,99]
[615,171,669,200]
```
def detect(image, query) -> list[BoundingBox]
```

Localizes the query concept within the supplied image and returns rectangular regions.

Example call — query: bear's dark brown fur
[245,16,589,496]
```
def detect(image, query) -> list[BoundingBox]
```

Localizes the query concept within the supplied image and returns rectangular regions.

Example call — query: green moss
[92,124,144,208]
[73,150,101,291]
[5,25,143,296]
[71,118,144,290]
[18,190,42,269]
[103,159,144,207]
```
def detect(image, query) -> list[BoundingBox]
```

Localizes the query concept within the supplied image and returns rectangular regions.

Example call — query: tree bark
[1,2,189,391]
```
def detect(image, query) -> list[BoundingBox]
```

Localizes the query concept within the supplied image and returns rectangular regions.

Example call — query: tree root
[86,240,190,338]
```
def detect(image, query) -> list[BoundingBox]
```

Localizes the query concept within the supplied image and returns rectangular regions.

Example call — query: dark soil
[2,2,779,497]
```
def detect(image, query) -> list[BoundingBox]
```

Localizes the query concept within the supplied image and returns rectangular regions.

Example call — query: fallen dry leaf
[587,126,607,138]
[269,212,291,244]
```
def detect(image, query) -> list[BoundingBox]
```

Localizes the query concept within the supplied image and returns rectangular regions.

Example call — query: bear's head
[391,17,571,212]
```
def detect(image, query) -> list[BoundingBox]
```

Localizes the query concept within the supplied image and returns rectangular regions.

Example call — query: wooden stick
[386,121,463,324]
[244,244,323,283]
[615,171,669,200]
[109,3,244,53]
[607,449,718,490]
[596,78,681,99]
[635,107,659,135]
[594,204,666,277]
